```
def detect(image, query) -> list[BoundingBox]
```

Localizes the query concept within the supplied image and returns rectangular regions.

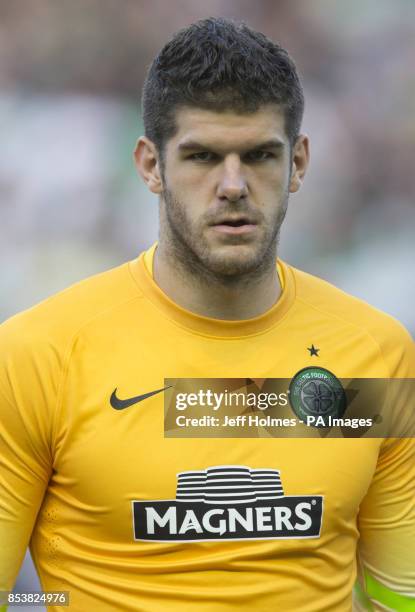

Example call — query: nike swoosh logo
[110,385,171,410]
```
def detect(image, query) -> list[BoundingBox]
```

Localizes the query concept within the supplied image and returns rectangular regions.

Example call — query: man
[0,17,414,612]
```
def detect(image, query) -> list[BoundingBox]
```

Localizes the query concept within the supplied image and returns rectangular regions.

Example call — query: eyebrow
[177,138,286,153]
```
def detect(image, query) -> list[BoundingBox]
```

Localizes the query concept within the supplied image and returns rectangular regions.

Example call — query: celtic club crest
[289,367,346,427]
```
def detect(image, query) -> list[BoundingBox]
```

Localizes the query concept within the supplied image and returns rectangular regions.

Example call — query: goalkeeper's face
[140,105,308,278]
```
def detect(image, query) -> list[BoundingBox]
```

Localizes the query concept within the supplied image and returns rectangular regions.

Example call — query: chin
[203,246,265,277]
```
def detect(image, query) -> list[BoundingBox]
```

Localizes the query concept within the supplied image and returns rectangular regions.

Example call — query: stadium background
[1,0,414,607]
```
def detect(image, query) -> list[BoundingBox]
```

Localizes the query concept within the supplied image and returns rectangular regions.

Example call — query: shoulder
[287,263,415,376]
[0,260,143,361]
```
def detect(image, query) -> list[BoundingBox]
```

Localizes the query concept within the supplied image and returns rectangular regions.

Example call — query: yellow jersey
[1,243,414,611]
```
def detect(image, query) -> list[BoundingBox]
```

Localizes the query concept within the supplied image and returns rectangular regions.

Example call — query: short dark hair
[142,18,304,155]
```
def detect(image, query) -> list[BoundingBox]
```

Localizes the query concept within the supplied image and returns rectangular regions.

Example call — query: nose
[216,154,248,202]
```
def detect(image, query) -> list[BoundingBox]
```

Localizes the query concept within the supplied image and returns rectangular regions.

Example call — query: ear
[134,136,163,194]
[289,134,310,193]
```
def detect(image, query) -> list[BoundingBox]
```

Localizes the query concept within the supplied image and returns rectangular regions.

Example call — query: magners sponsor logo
[132,465,323,542]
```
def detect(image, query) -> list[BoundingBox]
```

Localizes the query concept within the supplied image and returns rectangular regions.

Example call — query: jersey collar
[129,242,296,338]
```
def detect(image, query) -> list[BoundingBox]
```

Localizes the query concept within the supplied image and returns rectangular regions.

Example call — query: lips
[209,216,258,236]
[210,216,257,227]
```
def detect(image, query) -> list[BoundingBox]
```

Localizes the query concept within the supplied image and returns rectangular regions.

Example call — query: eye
[188,152,217,162]
[245,150,274,162]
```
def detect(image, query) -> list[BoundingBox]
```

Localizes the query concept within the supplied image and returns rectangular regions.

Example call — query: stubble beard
[159,185,289,288]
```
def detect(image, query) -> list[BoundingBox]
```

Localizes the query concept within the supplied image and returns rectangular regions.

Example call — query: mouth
[209,216,258,236]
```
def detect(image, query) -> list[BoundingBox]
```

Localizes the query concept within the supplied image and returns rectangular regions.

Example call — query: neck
[152,242,281,320]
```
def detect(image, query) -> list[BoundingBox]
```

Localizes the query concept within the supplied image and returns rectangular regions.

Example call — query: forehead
[170,105,288,152]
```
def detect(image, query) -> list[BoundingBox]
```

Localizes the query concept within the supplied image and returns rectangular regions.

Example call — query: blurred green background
[1,0,414,601]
